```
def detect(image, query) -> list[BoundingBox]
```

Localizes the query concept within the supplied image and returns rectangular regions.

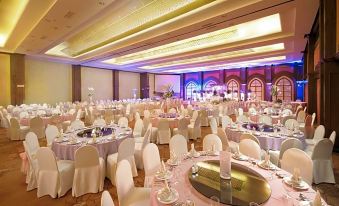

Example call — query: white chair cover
[329,131,336,144]
[143,110,151,119]
[116,160,150,206]
[239,139,261,160]
[221,115,232,129]
[133,119,143,138]
[72,145,104,197]
[297,110,306,123]
[106,138,137,185]
[9,118,29,140]
[168,108,176,114]
[259,115,272,125]
[143,143,161,188]
[269,138,303,166]
[306,125,325,146]
[30,116,45,139]
[23,141,38,191]
[101,190,115,206]
[173,118,189,140]
[209,117,218,134]
[135,112,141,121]
[118,117,129,127]
[200,110,209,127]
[93,118,106,127]
[203,134,222,152]
[36,147,74,198]
[188,116,201,140]
[135,125,152,169]
[239,133,260,146]
[285,119,299,130]
[70,120,85,130]
[45,125,59,147]
[237,115,249,123]
[311,139,335,184]
[157,119,171,144]
[281,148,313,185]
[169,134,188,157]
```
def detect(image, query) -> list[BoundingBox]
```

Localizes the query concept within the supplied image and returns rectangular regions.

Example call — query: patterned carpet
[0,124,338,206]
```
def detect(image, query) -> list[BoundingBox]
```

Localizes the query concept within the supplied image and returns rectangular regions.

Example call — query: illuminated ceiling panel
[140,43,285,69]
[0,0,29,47]
[103,13,282,65]
[46,0,217,57]
[166,56,286,73]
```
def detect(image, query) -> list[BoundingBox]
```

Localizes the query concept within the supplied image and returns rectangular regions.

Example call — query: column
[140,73,149,99]
[10,54,25,105]
[72,65,81,102]
[112,70,119,100]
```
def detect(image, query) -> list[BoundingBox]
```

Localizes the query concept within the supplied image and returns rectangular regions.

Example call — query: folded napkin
[292,168,301,183]
[313,191,321,206]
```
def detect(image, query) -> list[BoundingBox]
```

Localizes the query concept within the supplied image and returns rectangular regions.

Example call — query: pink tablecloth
[20,114,73,126]
[225,127,306,151]
[150,156,326,206]
[249,115,282,124]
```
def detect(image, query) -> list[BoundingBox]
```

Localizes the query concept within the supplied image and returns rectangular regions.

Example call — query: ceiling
[0,0,318,73]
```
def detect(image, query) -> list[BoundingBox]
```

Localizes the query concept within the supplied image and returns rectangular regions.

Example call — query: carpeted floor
[0,124,338,206]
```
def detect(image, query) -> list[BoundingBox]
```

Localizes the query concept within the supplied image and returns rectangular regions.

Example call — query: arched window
[203,80,217,92]
[227,79,239,98]
[248,78,264,100]
[275,76,294,101]
[185,81,198,100]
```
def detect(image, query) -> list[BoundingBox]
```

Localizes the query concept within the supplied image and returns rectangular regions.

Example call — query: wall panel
[0,54,11,106]
[119,71,140,99]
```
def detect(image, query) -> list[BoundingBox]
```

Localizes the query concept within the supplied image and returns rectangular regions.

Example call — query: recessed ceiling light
[103,13,282,65]
[140,43,285,70]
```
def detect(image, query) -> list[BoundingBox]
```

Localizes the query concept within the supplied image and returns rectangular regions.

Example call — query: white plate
[157,188,179,204]
[283,176,310,190]
[67,140,81,145]
[155,170,172,180]
[232,154,249,161]
[166,159,179,166]
[187,152,201,158]
[258,161,276,170]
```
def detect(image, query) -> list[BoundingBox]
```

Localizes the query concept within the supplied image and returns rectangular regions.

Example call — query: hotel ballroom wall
[0,54,11,106]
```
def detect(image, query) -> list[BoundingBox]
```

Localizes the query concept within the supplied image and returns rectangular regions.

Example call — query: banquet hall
[1,0,339,205]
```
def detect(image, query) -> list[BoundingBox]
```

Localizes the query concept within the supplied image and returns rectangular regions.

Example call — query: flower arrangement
[162,84,174,99]
[271,85,281,102]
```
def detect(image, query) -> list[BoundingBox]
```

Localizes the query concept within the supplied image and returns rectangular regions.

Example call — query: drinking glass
[209,196,220,206]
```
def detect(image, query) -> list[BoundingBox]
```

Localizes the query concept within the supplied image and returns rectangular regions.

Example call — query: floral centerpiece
[88,87,95,103]
[271,85,282,103]
[162,84,174,99]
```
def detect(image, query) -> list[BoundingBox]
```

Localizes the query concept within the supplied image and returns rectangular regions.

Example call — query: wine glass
[209,196,220,206]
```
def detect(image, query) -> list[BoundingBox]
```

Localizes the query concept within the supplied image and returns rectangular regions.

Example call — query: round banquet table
[249,114,283,124]
[150,116,191,129]
[20,114,73,126]
[150,155,327,206]
[225,124,306,151]
[51,126,132,160]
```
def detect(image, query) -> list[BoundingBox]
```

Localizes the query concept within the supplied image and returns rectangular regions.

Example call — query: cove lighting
[140,43,284,70]
[103,13,282,65]
[0,0,29,47]
[165,56,286,73]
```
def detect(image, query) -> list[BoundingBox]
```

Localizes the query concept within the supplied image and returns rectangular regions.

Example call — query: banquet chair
[305,125,325,147]
[239,133,260,146]
[25,132,40,157]
[125,104,133,121]
[135,124,152,169]
[203,134,222,152]
[311,139,335,184]
[297,110,306,123]
[238,108,244,116]
[237,115,249,123]
[200,110,209,127]
[157,119,171,144]
[269,138,303,167]
[106,138,137,186]
[70,120,85,130]
[23,140,38,191]
[329,131,336,144]
[93,118,106,127]
[239,139,261,160]
[116,160,150,206]
[9,118,29,140]
[281,115,295,126]
[217,128,236,151]
[118,117,129,127]
[259,115,272,126]
[101,190,115,206]
[168,108,177,114]
[133,119,144,139]
[30,116,45,139]
[248,107,257,115]
[169,134,188,157]
[281,148,313,185]
[19,111,29,119]
[143,110,151,118]
[173,118,189,139]
[143,143,161,188]
[208,109,220,125]
[188,115,201,140]
[36,147,74,198]
[282,109,293,116]
[221,115,232,130]
[311,113,316,126]
[190,110,199,123]
[45,125,59,147]
[104,109,114,124]
[209,117,218,134]
[284,119,299,130]
[135,112,141,121]
[72,145,105,197]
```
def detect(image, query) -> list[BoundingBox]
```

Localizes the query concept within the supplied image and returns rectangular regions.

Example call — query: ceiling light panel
[166,56,286,73]
[140,43,284,69]
[0,0,29,47]
[46,0,216,57]
[104,13,282,65]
